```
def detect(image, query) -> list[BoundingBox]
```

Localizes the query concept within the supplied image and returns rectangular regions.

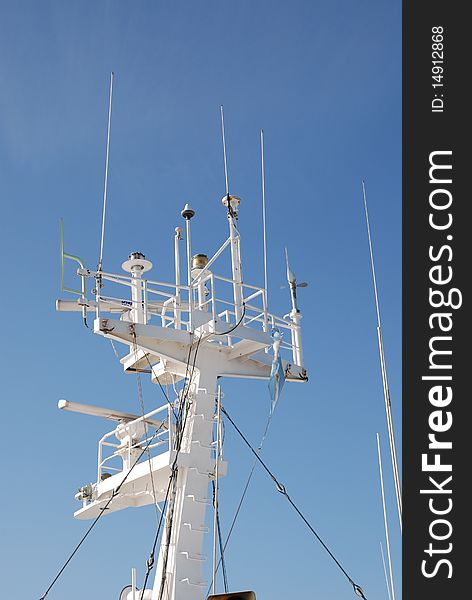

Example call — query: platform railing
[96,402,173,485]
[76,266,300,361]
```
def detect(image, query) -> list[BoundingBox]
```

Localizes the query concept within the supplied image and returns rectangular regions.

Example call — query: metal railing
[73,264,301,364]
[96,402,173,484]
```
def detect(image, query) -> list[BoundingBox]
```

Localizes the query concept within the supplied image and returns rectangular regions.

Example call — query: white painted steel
[58,399,165,429]
[185,218,193,332]
[56,198,307,599]
[212,385,222,595]
[223,196,244,322]
[174,227,182,330]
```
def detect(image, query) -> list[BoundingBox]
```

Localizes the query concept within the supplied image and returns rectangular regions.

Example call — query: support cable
[38,329,179,600]
[214,303,246,336]
[211,479,229,593]
[217,509,229,592]
[132,333,161,523]
[156,335,203,600]
[38,420,167,600]
[206,401,275,596]
[138,334,203,599]
[221,406,368,600]
[141,346,178,421]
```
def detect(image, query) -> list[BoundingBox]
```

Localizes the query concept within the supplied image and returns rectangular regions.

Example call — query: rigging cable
[156,334,203,600]
[138,334,203,599]
[214,303,246,336]
[132,332,162,523]
[142,351,178,421]
[38,419,168,600]
[220,405,368,600]
[207,394,274,595]
[206,398,276,596]
[211,479,229,593]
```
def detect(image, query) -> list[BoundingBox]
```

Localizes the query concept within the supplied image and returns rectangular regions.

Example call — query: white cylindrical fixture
[174,227,182,329]
[131,270,144,324]
[122,253,153,324]
[290,308,304,367]
[192,254,209,311]
[181,203,196,332]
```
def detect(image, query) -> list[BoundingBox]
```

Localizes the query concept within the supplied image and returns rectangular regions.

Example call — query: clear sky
[0,1,401,599]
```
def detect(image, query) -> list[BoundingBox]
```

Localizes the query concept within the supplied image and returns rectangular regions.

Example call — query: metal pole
[185,218,193,332]
[212,385,222,595]
[220,106,229,196]
[228,209,244,321]
[260,129,268,297]
[380,542,392,600]
[131,567,137,600]
[376,433,396,600]
[363,181,402,531]
[174,227,182,329]
[98,71,114,272]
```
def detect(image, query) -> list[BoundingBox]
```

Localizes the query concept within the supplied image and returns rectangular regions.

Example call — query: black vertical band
[403,3,469,598]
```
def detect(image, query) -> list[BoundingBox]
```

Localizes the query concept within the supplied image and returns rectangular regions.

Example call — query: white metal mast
[57,190,307,600]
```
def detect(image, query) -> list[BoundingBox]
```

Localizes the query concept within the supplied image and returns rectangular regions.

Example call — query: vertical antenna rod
[260,129,268,296]
[376,433,396,600]
[362,180,402,530]
[220,107,244,321]
[220,105,229,196]
[98,71,115,272]
[380,542,392,600]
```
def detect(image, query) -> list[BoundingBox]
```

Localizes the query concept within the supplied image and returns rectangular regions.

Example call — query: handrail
[96,403,173,484]
[66,260,301,359]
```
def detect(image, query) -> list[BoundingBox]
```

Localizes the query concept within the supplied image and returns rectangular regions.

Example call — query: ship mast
[56,180,307,600]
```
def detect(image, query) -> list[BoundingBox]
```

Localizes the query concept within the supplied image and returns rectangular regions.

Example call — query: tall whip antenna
[220,105,229,196]
[376,433,396,600]
[98,71,115,272]
[260,129,268,296]
[380,542,392,600]
[362,180,402,531]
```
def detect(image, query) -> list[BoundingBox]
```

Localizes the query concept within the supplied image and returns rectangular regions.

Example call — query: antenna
[362,180,402,531]
[260,129,268,296]
[220,105,230,196]
[98,71,115,272]
[380,542,392,600]
[376,433,396,600]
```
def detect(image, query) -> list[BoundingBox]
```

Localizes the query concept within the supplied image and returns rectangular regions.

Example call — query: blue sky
[0,1,401,598]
